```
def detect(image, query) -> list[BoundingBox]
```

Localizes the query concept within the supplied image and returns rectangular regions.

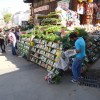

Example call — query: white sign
[77,3,85,14]
[34,5,49,13]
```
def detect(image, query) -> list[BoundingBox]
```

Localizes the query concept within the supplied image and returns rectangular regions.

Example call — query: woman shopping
[8,28,17,55]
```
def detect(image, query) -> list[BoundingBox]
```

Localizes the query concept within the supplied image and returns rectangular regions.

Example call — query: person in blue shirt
[69,32,86,83]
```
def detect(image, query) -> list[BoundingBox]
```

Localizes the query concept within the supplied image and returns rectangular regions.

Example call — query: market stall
[19,0,100,85]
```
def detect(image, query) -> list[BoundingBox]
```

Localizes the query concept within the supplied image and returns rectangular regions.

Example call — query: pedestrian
[69,32,86,83]
[14,27,20,49]
[0,28,6,53]
[15,27,20,40]
[8,28,17,55]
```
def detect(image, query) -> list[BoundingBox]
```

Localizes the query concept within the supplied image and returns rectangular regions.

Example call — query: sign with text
[34,5,49,13]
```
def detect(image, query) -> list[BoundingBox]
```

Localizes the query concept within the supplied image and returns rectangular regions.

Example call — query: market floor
[0,46,100,100]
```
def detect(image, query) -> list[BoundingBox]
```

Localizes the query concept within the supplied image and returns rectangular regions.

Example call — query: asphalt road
[0,46,100,100]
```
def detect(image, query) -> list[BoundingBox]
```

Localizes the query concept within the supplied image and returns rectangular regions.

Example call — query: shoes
[71,79,79,83]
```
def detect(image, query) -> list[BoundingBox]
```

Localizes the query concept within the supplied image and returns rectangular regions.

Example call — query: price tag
[30,41,34,46]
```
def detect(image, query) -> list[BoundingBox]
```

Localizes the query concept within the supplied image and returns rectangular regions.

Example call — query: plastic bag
[64,49,76,57]
[55,49,76,71]
[55,51,69,71]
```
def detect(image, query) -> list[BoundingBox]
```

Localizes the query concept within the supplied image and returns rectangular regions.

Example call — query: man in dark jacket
[14,27,20,49]
[0,28,6,53]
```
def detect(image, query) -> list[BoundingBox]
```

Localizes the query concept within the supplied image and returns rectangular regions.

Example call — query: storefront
[76,0,100,24]
[24,0,100,25]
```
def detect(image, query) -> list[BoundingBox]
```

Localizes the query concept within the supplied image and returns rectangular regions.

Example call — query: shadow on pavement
[0,45,100,100]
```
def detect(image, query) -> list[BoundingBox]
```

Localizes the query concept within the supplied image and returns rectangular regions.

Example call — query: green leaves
[20,33,32,38]
[45,25,62,34]
[3,13,12,24]
[74,27,89,39]
[42,34,60,42]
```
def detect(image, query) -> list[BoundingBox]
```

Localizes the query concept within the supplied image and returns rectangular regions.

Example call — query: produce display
[38,11,61,26]
[75,25,100,35]
[91,30,100,35]
[18,33,32,59]
[18,39,30,58]
[33,26,62,42]
[30,12,100,69]
[30,38,62,69]
[18,11,100,84]
[85,36,100,63]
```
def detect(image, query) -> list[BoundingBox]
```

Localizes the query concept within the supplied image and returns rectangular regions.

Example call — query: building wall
[30,0,76,16]
[13,11,30,26]
[25,0,99,25]
[33,0,59,15]
[28,0,76,25]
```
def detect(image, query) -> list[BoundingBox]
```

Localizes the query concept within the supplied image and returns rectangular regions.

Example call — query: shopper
[14,27,20,49]
[8,28,17,55]
[0,28,6,53]
[15,27,20,40]
[69,32,86,83]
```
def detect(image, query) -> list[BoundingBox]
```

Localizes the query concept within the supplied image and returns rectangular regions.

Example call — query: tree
[3,13,12,24]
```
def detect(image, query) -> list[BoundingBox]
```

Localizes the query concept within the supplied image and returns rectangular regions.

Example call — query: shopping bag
[55,56,69,71]
[64,49,76,57]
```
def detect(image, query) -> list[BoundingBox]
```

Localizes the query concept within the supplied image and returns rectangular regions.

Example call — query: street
[0,46,100,100]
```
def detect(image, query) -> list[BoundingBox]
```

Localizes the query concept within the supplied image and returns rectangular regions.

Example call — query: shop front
[21,0,100,86]
[24,0,100,25]
[24,0,77,24]
[76,0,100,24]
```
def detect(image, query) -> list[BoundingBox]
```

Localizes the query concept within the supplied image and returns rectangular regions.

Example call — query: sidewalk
[0,46,100,100]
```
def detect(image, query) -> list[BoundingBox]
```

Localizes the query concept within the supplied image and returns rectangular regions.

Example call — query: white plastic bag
[64,49,76,57]
[55,49,76,71]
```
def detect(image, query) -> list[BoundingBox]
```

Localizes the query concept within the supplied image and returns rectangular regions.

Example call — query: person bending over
[69,32,86,83]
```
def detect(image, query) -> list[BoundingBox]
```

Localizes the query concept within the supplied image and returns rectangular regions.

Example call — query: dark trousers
[12,42,17,55]
[72,57,85,80]
[0,39,5,52]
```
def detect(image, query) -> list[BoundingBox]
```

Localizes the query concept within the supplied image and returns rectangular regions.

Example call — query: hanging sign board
[34,5,49,13]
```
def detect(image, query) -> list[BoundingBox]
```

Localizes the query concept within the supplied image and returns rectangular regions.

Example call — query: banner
[77,3,85,14]
[86,3,93,15]
[56,0,80,27]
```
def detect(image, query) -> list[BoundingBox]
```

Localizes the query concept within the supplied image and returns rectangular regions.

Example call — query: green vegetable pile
[20,33,32,38]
